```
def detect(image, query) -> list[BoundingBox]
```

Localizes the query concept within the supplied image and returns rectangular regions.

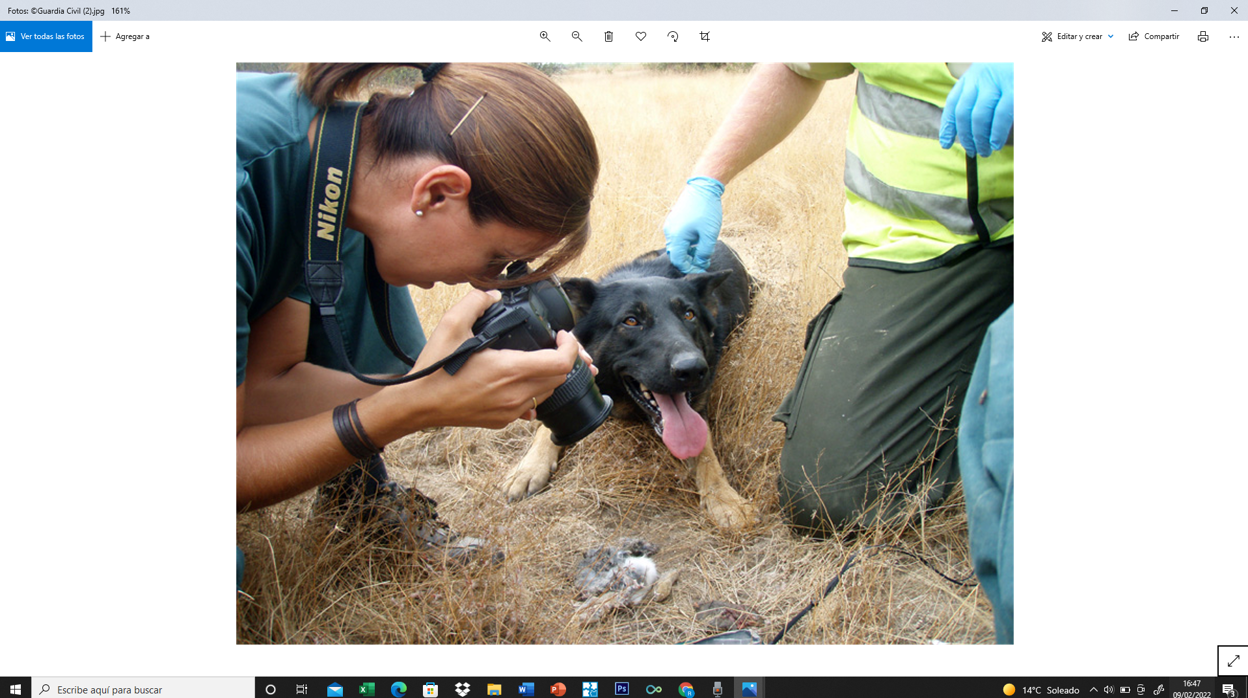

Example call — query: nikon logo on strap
[305,103,363,253]
[316,166,345,241]
[304,102,424,386]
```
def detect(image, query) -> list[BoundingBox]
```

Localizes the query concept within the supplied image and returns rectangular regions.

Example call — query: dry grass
[236,66,994,645]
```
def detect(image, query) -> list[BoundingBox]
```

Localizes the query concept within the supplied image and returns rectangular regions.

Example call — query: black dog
[503,244,756,530]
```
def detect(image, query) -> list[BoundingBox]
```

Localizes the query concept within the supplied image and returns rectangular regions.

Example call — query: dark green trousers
[774,245,1013,535]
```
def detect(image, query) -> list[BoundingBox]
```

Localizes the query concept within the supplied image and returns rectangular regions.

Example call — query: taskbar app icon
[393,683,409,698]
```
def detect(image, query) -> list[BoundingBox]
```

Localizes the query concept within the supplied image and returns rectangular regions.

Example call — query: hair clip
[450,93,488,137]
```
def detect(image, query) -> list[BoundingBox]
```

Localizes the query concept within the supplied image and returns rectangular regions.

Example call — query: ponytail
[296,63,438,107]
[292,63,599,284]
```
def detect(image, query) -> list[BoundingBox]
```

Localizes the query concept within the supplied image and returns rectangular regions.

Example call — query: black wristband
[333,401,378,461]
[347,399,381,454]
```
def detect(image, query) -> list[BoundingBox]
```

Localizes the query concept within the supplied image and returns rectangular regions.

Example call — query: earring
[416,210,424,217]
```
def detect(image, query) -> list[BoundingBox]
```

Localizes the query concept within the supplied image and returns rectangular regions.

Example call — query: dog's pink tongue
[654,392,708,459]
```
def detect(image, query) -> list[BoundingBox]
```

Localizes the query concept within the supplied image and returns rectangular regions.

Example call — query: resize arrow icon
[1230,654,1241,667]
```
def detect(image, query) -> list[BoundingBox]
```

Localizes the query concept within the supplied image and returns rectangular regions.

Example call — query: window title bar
[2,0,1246,21]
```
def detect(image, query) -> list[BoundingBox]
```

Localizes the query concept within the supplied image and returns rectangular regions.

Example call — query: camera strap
[304,104,515,385]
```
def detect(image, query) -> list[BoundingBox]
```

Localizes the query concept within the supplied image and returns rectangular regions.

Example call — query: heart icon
[635,31,647,41]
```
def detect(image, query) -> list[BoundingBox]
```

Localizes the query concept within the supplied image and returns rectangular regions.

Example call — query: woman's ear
[410,164,472,214]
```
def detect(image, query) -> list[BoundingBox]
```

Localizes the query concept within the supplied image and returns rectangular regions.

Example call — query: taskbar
[3,676,1245,698]
[255,679,734,698]
[251,677,1248,698]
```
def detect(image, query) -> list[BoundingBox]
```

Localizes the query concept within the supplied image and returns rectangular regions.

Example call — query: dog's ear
[560,277,597,318]
[687,269,731,322]
[689,269,732,301]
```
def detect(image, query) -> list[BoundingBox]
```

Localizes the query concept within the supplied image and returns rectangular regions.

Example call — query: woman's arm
[236,289,582,512]
[241,297,386,427]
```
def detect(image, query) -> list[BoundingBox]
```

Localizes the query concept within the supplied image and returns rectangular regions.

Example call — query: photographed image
[234,61,1014,645]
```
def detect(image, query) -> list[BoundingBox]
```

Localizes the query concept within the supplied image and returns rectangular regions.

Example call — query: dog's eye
[683,310,696,321]
[622,316,640,327]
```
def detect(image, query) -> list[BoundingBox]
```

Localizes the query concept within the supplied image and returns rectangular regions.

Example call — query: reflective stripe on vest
[844,65,1014,270]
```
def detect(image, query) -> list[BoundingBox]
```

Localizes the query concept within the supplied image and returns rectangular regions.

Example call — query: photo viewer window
[1,0,1245,694]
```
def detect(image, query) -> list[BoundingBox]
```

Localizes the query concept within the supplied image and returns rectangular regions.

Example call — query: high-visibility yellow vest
[794,63,1014,270]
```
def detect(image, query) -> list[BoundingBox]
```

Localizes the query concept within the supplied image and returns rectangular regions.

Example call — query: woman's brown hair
[296,63,599,285]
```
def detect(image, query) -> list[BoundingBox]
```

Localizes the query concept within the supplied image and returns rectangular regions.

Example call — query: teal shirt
[236,72,424,386]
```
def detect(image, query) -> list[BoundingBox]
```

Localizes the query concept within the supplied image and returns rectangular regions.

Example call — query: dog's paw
[503,458,553,502]
[702,488,757,532]
[504,430,563,502]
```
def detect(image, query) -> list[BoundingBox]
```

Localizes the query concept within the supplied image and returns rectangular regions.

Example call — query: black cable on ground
[769,543,979,644]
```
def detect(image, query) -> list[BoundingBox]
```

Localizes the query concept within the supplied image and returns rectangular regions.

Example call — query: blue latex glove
[940,63,1014,158]
[663,176,725,274]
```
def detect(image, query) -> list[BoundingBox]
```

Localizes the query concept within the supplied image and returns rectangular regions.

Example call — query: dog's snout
[671,352,708,387]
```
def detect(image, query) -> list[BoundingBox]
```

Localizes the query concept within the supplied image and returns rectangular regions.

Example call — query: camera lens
[536,357,613,445]
[474,263,611,444]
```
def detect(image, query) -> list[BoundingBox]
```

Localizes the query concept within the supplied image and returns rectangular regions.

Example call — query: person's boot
[313,454,501,564]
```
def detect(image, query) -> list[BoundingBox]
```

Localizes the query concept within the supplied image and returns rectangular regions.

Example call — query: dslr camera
[470,263,613,445]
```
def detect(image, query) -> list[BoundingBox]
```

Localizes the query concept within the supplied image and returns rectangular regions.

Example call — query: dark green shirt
[236,72,424,386]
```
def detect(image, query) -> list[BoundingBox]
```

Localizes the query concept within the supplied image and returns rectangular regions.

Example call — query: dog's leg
[692,435,756,531]
[503,424,565,501]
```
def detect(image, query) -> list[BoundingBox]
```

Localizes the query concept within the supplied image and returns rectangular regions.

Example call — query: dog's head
[560,270,731,459]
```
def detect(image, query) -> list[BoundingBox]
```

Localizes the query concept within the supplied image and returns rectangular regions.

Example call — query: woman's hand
[385,289,587,430]
[410,288,503,374]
